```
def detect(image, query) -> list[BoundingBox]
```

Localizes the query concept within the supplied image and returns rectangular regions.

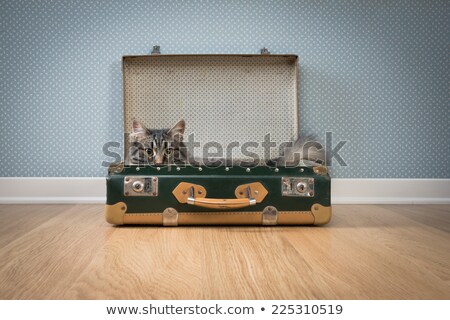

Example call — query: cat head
[130,119,185,165]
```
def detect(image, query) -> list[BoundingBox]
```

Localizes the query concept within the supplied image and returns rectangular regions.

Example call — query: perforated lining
[123,55,298,163]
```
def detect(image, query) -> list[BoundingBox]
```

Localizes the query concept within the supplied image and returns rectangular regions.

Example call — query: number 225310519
[272,304,343,315]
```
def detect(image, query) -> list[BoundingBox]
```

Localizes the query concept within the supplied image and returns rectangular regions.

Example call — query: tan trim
[105,200,329,226]
[313,166,328,175]
[120,210,315,225]
[104,202,127,225]
[311,204,332,225]
[172,182,207,203]
[178,212,262,225]
[277,211,315,225]
[124,213,162,224]
[235,182,268,203]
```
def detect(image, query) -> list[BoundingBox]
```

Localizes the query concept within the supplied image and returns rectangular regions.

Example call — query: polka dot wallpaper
[0,0,448,177]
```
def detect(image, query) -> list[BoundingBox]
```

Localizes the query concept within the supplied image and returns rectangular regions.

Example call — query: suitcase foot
[311,204,332,225]
[105,202,127,225]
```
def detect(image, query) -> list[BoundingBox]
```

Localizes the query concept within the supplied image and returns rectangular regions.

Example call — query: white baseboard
[0,177,106,204]
[331,179,450,204]
[0,177,449,204]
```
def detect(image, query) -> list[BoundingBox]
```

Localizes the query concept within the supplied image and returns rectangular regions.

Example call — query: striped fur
[129,119,188,165]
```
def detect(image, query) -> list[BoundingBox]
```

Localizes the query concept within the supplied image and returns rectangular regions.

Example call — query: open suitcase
[105,48,331,226]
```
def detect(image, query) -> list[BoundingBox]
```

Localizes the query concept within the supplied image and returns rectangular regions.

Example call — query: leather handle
[187,196,256,209]
[172,182,268,210]
[187,186,255,210]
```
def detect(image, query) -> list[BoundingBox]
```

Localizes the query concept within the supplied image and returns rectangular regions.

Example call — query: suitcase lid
[122,53,299,163]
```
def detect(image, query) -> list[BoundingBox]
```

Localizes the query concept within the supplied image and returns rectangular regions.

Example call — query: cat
[128,119,261,167]
[266,134,326,167]
[129,119,189,165]
[128,119,325,167]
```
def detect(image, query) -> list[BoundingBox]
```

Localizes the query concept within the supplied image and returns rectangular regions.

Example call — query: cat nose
[154,155,163,164]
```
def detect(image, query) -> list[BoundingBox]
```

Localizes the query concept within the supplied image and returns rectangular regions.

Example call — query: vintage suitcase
[105,49,331,226]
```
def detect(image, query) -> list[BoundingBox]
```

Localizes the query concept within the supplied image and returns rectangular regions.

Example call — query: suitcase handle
[172,182,268,210]
[187,194,256,209]
[188,185,255,209]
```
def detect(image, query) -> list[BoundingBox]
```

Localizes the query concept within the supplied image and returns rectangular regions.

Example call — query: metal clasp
[163,208,178,226]
[282,177,314,197]
[262,206,278,225]
[124,176,158,196]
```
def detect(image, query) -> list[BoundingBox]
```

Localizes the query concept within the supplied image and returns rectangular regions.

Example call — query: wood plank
[0,204,449,299]
[64,226,206,299]
[0,205,111,299]
[0,204,68,248]
[283,205,450,299]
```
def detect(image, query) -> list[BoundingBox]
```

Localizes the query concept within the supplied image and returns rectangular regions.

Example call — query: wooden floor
[0,204,449,300]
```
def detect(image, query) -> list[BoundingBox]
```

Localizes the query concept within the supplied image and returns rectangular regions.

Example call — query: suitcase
[105,48,331,226]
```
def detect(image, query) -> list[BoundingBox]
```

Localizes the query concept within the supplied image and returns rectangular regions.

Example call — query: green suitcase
[105,50,332,226]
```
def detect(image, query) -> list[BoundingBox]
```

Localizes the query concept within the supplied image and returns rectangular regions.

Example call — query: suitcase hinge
[260,47,270,55]
[151,45,161,55]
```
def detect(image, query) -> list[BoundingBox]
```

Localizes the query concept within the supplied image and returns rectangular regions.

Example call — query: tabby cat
[128,119,325,167]
[266,134,325,167]
[129,119,189,165]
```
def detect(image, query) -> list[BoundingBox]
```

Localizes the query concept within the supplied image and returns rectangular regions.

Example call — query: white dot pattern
[0,0,448,178]
[123,55,297,160]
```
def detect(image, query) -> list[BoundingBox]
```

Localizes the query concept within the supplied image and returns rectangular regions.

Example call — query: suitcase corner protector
[105,202,127,225]
[311,203,332,225]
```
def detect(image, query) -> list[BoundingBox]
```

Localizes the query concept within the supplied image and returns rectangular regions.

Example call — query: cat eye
[145,148,154,158]
[164,148,174,156]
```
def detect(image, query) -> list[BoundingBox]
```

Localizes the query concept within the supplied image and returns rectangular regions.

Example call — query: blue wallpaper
[0,0,449,178]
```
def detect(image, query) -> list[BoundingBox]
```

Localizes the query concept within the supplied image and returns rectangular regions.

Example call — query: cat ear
[132,119,146,134]
[168,119,185,138]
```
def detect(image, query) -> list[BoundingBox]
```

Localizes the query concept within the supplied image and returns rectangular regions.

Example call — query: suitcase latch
[281,177,314,197]
[124,176,158,196]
